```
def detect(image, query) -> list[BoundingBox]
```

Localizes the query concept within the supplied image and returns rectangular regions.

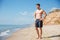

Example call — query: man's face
[36,5,40,9]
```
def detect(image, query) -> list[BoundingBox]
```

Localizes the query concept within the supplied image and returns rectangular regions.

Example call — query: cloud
[50,7,60,12]
[18,11,34,17]
[19,11,28,16]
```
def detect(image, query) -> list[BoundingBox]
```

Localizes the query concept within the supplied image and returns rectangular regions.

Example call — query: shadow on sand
[43,35,60,38]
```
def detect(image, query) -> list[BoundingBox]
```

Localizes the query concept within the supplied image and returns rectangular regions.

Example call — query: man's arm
[34,12,36,21]
[43,10,47,20]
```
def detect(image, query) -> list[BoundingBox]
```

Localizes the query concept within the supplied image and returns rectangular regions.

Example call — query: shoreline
[6,25,60,40]
[0,25,32,40]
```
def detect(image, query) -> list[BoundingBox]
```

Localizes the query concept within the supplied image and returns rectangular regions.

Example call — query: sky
[0,0,60,25]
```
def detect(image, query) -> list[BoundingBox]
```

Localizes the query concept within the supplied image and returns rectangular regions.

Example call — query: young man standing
[34,4,47,39]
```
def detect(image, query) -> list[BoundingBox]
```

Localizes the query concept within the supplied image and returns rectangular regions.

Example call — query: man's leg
[36,27,39,39]
[39,28,42,39]
[39,20,43,39]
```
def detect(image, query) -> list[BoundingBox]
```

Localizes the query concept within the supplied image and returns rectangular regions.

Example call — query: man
[34,4,47,39]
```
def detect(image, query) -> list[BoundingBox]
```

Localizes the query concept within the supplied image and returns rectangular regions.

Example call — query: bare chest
[36,10,43,15]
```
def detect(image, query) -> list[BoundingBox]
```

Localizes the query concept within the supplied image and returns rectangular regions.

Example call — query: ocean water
[0,25,30,40]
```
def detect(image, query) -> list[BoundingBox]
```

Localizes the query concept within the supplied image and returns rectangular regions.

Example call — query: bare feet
[40,36,42,39]
[40,34,42,39]
[36,36,39,39]
[36,37,42,40]
[37,37,42,40]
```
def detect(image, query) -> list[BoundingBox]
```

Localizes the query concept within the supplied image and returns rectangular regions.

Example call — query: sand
[7,25,60,40]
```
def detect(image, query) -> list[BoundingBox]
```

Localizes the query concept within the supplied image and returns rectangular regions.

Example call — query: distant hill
[43,8,60,25]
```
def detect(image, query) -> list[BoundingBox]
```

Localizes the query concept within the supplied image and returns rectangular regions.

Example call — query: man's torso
[35,9,43,20]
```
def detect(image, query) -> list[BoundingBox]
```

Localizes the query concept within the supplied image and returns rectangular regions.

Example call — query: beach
[6,25,60,40]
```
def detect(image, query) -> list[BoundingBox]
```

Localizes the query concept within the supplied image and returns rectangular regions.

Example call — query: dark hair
[36,3,40,6]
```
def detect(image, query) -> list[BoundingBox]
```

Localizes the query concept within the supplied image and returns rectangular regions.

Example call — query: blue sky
[0,0,60,25]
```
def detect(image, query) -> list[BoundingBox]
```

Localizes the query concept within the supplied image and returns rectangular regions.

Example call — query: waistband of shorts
[36,19,43,21]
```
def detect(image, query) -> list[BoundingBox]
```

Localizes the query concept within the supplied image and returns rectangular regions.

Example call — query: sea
[0,24,30,40]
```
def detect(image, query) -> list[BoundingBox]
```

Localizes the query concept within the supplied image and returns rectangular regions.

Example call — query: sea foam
[0,30,10,36]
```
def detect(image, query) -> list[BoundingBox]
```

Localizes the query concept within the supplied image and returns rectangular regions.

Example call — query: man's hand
[34,18,36,21]
[40,18,44,21]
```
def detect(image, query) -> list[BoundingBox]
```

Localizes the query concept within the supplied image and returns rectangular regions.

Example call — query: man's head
[36,4,40,9]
